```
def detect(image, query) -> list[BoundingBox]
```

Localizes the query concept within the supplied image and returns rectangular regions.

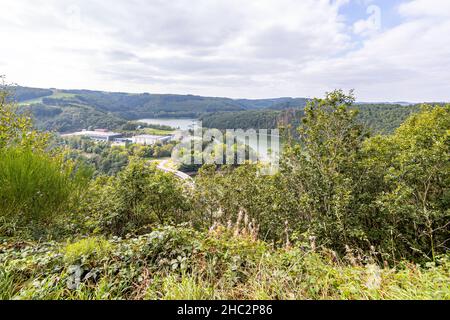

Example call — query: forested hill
[200,104,423,134]
[9,86,429,134]
[12,86,307,116]
[9,86,309,132]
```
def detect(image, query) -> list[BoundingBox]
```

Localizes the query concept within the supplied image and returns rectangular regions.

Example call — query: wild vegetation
[1,227,449,300]
[0,84,449,300]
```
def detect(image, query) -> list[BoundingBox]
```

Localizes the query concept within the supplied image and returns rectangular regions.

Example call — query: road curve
[156,159,194,182]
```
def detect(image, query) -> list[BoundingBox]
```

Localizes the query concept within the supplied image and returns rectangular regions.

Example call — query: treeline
[200,110,282,130]
[75,91,244,119]
[354,103,421,133]
[10,85,423,135]
[21,104,176,133]
[120,121,174,131]
[201,103,424,134]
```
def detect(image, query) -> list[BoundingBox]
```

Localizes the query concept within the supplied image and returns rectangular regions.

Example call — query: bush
[63,237,112,264]
[79,159,189,236]
[190,164,292,243]
[361,105,450,262]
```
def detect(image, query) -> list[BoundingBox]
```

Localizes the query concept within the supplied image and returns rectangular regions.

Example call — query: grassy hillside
[8,86,53,103]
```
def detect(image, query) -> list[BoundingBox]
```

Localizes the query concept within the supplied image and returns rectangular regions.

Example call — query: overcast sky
[1,0,449,101]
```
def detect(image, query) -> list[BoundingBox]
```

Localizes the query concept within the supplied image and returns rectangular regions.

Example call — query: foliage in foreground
[1,226,449,300]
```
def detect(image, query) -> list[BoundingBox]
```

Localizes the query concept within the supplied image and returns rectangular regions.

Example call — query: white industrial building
[132,135,172,145]
[61,130,173,146]
[61,129,123,142]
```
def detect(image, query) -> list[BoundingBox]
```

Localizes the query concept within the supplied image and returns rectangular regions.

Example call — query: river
[137,118,198,130]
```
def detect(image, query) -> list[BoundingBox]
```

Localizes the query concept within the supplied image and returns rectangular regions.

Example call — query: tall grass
[0,147,90,237]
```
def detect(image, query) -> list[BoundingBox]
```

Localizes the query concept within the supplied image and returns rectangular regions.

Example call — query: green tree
[0,79,48,150]
[81,159,188,236]
[281,90,369,250]
[363,105,450,262]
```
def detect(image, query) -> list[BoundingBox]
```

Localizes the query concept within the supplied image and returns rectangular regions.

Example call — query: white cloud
[301,0,450,102]
[0,0,351,96]
[398,0,450,18]
[0,0,449,101]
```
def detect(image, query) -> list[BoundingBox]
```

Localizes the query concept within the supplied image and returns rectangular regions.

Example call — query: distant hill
[9,86,309,132]
[7,86,430,134]
[12,86,308,116]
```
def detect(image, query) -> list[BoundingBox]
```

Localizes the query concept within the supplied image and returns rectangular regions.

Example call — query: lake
[137,118,198,130]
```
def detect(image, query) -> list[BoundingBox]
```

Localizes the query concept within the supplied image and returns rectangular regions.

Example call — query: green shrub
[79,159,188,236]
[63,237,112,264]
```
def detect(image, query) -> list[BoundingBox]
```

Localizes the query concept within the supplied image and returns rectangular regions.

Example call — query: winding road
[156,159,194,182]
